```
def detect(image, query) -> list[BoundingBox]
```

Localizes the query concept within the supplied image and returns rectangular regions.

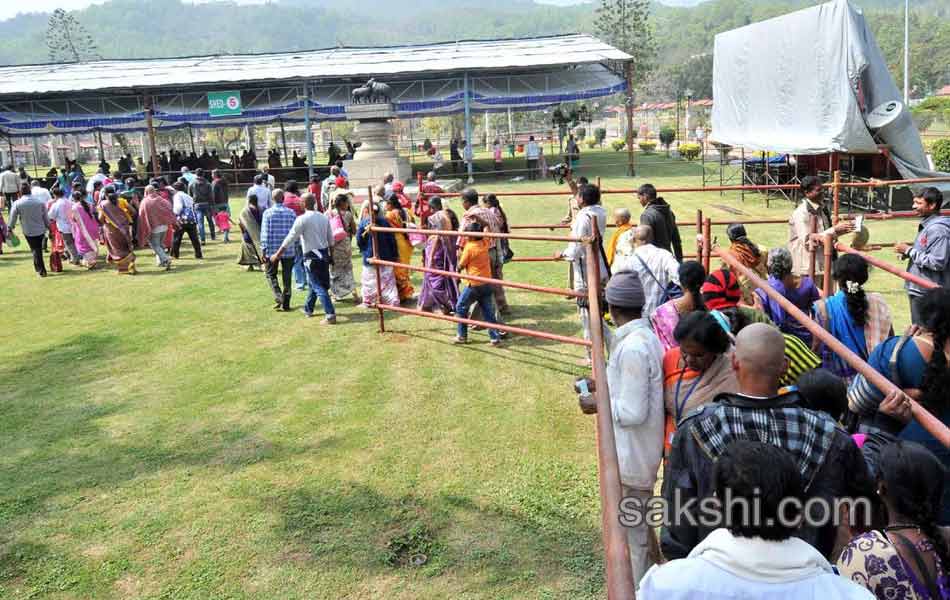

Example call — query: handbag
[635,254,682,304]
[330,212,348,243]
[6,230,19,247]
[405,221,426,247]
[502,238,514,263]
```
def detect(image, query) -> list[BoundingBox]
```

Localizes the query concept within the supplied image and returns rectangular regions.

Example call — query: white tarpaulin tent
[712,0,947,186]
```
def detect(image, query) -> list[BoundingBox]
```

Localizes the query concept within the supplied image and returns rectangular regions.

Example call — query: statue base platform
[343,155,412,192]
[342,102,410,190]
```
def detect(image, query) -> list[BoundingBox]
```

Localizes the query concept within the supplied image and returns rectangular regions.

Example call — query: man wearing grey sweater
[9,182,50,276]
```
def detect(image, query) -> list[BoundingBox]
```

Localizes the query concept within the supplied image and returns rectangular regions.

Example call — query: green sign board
[208,91,242,117]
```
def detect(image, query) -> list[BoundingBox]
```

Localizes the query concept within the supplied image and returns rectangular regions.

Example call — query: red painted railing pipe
[715,247,950,448]
[370,225,585,243]
[584,215,637,598]
[509,256,565,263]
[369,302,592,348]
[835,243,939,290]
[369,258,584,298]
[427,176,949,199]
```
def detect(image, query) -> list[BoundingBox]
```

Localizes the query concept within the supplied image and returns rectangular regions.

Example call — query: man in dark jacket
[188,168,215,243]
[894,187,950,325]
[638,183,683,261]
[211,169,231,242]
[661,323,873,560]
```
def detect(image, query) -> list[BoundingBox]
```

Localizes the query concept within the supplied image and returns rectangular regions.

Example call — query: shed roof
[0,34,630,98]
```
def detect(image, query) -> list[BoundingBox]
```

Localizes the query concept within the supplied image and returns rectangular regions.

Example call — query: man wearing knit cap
[577,269,664,588]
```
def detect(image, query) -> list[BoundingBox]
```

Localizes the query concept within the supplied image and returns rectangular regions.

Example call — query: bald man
[660,323,872,561]
[606,207,634,267]
[614,224,679,316]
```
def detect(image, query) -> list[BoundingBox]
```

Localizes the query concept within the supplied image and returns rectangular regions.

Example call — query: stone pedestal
[342,104,411,191]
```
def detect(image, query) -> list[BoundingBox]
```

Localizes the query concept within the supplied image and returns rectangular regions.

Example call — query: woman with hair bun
[813,253,893,383]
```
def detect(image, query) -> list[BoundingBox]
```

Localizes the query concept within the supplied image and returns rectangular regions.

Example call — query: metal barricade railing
[716,247,950,448]
[365,196,636,599]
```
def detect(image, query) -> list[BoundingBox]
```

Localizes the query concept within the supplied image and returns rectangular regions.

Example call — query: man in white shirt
[47,188,80,264]
[461,140,474,182]
[557,183,607,351]
[577,269,664,588]
[615,225,681,317]
[261,166,276,189]
[525,135,540,180]
[1,165,18,212]
[382,172,394,194]
[30,180,52,206]
[270,193,336,323]
[246,175,272,212]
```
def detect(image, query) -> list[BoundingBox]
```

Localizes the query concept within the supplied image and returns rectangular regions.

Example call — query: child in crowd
[455,222,502,346]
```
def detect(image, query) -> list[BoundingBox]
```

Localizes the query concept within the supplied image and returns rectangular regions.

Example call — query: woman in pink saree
[68,190,99,268]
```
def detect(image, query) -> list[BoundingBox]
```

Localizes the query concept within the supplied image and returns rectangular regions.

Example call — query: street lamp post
[684,88,693,143]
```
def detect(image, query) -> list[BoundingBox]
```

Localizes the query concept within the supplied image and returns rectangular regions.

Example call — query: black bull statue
[351,79,393,104]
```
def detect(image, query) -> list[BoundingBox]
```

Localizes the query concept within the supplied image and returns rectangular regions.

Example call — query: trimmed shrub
[594,127,607,145]
[585,137,598,149]
[638,141,657,153]
[611,139,626,152]
[679,142,702,161]
[574,127,586,139]
[659,126,676,152]
[932,139,950,172]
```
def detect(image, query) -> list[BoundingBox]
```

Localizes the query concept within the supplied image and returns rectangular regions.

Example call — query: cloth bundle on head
[701,268,741,310]
[727,222,762,268]
[335,176,347,188]
[726,223,747,242]
[392,181,404,193]
[605,270,646,309]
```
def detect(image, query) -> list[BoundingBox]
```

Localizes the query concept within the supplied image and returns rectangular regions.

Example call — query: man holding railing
[894,187,950,325]
[788,176,853,285]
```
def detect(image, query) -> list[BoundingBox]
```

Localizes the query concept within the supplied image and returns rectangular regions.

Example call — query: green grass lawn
[0,149,919,599]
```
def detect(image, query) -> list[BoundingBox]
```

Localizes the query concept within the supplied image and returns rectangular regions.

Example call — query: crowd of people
[569,176,950,598]
[2,153,949,598]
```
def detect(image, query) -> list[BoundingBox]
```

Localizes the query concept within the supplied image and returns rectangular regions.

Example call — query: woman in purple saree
[417,209,459,314]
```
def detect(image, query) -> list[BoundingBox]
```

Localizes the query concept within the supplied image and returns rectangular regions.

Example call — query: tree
[595,0,657,80]
[551,103,591,150]
[45,8,99,64]
[659,126,676,156]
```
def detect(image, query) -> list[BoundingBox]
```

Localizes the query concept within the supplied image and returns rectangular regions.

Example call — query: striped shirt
[260,204,297,258]
[780,333,822,388]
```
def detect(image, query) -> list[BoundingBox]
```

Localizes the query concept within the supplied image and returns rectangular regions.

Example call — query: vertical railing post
[701,216,711,274]
[368,185,385,333]
[584,215,636,600]
[832,169,841,225]
[808,215,818,283]
[695,209,703,261]
[823,233,834,298]
[416,171,426,229]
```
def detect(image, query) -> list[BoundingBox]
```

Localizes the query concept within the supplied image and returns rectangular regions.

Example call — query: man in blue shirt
[260,189,297,311]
